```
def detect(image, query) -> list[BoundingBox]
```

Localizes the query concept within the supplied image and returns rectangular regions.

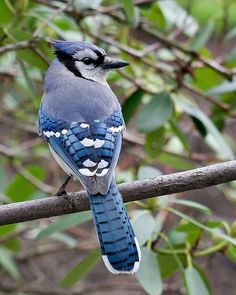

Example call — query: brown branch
[1,160,236,226]
[0,40,36,55]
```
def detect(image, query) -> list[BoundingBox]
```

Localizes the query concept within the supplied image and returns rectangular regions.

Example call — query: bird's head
[52,40,129,85]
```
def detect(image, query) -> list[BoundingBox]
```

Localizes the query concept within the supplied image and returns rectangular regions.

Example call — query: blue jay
[38,40,141,274]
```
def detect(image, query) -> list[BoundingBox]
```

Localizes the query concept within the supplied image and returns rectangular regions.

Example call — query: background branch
[1,160,236,226]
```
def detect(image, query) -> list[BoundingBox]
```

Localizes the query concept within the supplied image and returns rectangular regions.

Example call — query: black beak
[102,58,129,70]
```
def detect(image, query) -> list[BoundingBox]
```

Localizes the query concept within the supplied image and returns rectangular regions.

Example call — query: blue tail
[88,180,141,274]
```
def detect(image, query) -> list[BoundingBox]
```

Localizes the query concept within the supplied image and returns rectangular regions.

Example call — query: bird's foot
[55,176,71,196]
[55,189,68,196]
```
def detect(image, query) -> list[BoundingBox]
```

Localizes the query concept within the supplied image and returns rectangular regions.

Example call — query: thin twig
[12,162,54,194]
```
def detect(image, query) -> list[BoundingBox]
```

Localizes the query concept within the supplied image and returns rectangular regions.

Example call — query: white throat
[75,61,108,86]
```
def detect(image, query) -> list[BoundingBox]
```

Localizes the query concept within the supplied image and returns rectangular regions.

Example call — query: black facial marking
[55,50,81,77]
[54,48,105,82]
[93,50,105,67]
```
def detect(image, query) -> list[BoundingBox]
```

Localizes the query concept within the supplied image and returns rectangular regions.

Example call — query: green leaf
[0,1,13,26]
[74,0,101,10]
[49,232,77,247]
[0,247,20,280]
[226,46,236,62]
[168,208,236,246]
[190,20,214,50]
[142,3,166,30]
[131,210,156,245]
[122,89,144,123]
[17,49,48,70]
[4,28,31,41]
[60,248,100,287]
[192,67,223,91]
[169,119,191,152]
[226,244,236,263]
[184,266,210,295]
[5,165,45,202]
[191,116,207,137]
[226,26,236,41]
[18,59,37,103]
[157,152,195,170]
[37,211,92,239]
[145,127,166,157]
[159,1,199,37]
[158,252,186,278]
[174,222,202,246]
[121,0,135,24]
[208,81,236,95]
[136,247,162,295]
[137,92,173,133]
[177,97,234,160]
[172,199,212,214]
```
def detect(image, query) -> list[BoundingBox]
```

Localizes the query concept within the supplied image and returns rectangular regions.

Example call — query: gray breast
[42,59,120,122]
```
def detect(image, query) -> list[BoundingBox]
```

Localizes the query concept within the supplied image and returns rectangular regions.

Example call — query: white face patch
[72,48,98,60]
[74,61,108,85]
[72,49,109,86]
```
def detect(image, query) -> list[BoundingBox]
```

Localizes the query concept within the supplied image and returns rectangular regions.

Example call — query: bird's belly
[49,144,79,180]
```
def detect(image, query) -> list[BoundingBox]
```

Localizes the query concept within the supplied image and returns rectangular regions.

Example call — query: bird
[37,40,141,274]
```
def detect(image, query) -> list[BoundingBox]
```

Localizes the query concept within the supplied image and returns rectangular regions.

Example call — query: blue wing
[38,108,124,194]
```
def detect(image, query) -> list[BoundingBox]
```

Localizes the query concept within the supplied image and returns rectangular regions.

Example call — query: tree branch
[1,160,236,226]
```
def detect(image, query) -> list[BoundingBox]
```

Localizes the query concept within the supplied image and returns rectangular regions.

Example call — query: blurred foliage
[1,0,236,294]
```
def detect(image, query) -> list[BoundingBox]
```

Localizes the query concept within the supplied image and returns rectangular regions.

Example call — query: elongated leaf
[157,152,195,170]
[60,248,100,287]
[18,59,37,102]
[142,2,166,30]
[184,266,210,295]
[145,127,166,157]
[74,0,101,10]
[0,1,13,26]
[158,252,186,279]
[177,96,234,160]
[37,211,92,239]
[49,232,77,247]
[136,247,162,295]
[121,0,135,24]
[226,26,236,41]
[131,210,156,245]
[174,222,202,246]
[172,199,212,214]
[137,92,173,133]
[122,89,144,123]
[5,165,45,202]
[169,119,191,152]
[159,1,199,36]
[193,67,223,91]
[168,208,236,246]
[208,81,236,95]
[190,21,214,50]
[0,247,20,280]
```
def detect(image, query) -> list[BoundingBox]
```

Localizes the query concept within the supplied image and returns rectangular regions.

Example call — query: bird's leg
[55,176,71,196]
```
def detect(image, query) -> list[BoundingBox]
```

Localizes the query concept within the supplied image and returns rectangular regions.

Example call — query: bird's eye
[82,57,93,65]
